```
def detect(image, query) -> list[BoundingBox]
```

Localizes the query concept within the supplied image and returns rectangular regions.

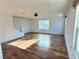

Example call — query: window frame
[73,3,79,58]
[38,19,49,30]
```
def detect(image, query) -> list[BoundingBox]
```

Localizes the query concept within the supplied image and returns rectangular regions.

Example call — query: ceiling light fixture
[34,12,38,17]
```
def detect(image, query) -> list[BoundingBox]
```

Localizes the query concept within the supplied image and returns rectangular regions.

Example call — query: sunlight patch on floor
[8,39,38,49]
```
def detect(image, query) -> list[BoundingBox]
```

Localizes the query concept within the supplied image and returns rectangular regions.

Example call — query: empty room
[0,0,79,59]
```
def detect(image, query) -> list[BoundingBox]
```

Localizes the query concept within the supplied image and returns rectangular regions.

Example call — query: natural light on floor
[8,39,38,49]
[37,35,50,50]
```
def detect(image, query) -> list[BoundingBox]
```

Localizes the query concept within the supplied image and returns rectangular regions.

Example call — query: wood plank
[2,33,69,59]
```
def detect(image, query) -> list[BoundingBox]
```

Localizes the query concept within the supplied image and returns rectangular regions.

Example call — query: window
[76,16,79,56]
[75,4,79,57]
[39,20,49,30]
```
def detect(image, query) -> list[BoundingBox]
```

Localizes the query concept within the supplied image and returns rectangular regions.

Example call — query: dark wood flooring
[2,33,69,59]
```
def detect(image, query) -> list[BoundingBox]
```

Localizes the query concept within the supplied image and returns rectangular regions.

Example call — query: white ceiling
[3,0,73,18]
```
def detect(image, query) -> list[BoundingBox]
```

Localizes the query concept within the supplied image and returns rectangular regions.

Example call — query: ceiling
[3,0,73,18]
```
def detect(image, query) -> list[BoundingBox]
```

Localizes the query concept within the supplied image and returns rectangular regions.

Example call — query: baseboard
[25,32,64,36]
[2,32,64,44]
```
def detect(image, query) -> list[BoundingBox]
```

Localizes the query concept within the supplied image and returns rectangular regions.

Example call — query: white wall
[13,16,65,35]
[65,7,77,59]
[13,16,30,33]
[0,0,24,42]
[0,1,24,58]
[1,14,24,42]
[50,16,65,35]
[0,14,4,59]
[0,13,24,59]
[0,1,5,59]
[0,14,4,43]
[30,16,65,35]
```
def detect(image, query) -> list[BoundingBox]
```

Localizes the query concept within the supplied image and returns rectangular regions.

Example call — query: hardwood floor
[2,33,69,59]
